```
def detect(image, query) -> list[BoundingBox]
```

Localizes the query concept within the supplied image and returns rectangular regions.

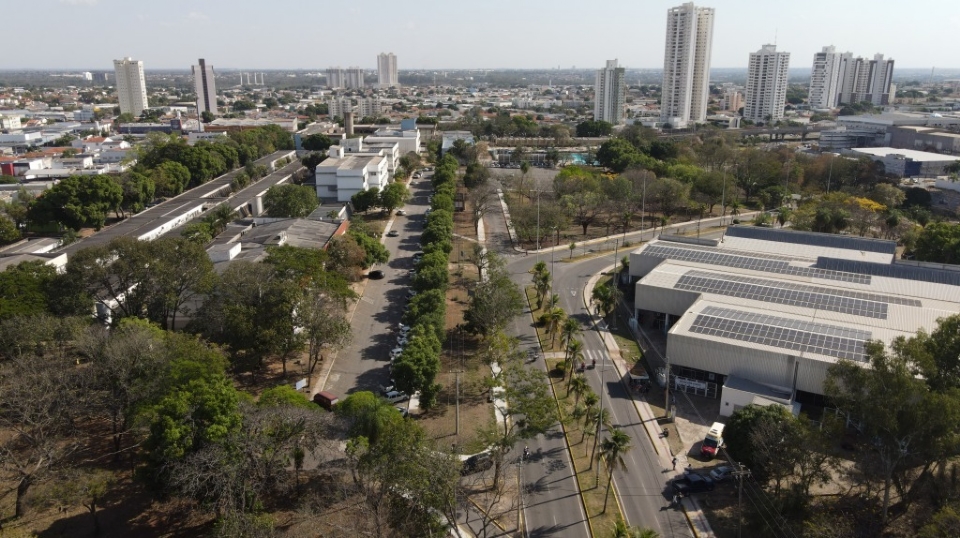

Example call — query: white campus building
[377,53,398,87]
[628,227,960,416]
[660,2,714,128]
[744,44,790,124]
[113,57,148,117]
[315,146,388,203]
[594,59,625,124]
[192,58,217,115]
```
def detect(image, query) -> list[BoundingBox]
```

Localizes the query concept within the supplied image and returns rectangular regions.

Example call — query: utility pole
[664,355,671,419]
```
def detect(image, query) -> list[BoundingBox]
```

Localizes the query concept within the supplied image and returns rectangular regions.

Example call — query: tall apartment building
[113,57,148,117]
[344,67,365,89]
[327,97,353,118]
[594,59,626,124]
[192,58,217,115]
[359,97,382,118]
[743,44,790,124]
[660,2,715,128]
[722,90,742,112]
[808,46,844,109]
[377,53,398,87]
[838,53,895,106]
[326,68,344,89]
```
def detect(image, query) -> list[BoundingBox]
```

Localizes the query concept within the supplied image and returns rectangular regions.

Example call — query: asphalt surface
[321,174,433,398]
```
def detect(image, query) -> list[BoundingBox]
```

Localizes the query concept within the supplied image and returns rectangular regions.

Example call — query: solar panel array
[642,244,872,284]
[725,226,898,255]
[674,270,922,319]
[818,257,960,287]
[689,306,871,362]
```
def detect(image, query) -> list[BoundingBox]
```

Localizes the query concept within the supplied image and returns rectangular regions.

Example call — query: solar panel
[689,306,871,362]
[725,226,898,255]
[817,257,960,287]
[674,270,921,319]
[642,244,872,284]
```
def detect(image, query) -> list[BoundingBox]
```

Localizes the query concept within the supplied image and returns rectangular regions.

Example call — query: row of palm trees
[531,260,659,536]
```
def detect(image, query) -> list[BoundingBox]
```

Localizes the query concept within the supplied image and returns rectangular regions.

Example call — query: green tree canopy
[263,183,319,218]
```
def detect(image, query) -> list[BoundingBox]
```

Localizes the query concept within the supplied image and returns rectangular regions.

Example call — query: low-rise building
[627,226,960,415]
[845,147,960,177]
[315,148,388,202]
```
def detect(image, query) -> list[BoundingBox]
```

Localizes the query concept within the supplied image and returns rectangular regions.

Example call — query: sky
[6,0,959,71]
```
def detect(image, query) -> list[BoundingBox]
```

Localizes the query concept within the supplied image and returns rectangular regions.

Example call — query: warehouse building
[628,226,960,416]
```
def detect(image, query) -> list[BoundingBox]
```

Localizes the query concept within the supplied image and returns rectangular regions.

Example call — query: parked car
[397,336,409,346]
[461,452,494,475]
[387,230,400,237]
[673,473,715,495]
[709,466,734,482]
[383,390,410,404]
[313,391,339,411]
[389,347,404,360]
[368,269,385,279]
[397,209,407,216]
[395,406,409,418]
[407,289,418,300]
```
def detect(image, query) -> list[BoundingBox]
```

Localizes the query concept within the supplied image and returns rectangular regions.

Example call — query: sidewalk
[582,268,716,538]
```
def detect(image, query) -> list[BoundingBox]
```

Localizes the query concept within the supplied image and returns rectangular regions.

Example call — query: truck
[700,422,725,459]
[628,362,650,384]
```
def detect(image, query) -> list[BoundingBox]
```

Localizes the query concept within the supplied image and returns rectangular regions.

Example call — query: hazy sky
[7,0,959,71]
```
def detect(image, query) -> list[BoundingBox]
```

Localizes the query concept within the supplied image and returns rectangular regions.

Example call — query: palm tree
[569,403,586,430]
[541,307,566,348]
[569,374,589,404]
[560,318,581,359]
[544,293,560,311]
[590,407,612,465]
[533,271,551,309]
[566,339,585,388]
[599,428,632,513]
[592,282,622,321]
[580,393,599,444]
[729,199,742,221]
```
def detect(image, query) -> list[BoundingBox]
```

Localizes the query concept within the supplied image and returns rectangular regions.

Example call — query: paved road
[321,174,433,397]
[499,222,732,537]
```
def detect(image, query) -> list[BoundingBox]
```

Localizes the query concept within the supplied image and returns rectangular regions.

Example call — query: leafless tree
[0,352,83,519]
[297,288,352,378]
[468,179,498,233]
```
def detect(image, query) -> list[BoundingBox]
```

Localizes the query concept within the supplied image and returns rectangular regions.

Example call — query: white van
[700,422,725,459]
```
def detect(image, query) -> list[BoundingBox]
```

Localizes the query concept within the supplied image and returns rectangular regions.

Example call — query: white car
[389,347,404,360]
[384,391,410,404]
[397,336,409,346]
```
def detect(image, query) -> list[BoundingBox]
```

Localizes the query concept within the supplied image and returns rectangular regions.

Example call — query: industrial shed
[628,226,960,416]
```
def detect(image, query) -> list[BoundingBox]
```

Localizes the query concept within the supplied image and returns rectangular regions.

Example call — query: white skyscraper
[743,44,790,124]
[344,67,365,89]
[837,53,895,106]
[192,58,217,115]
[660,2,715,128]
[594,59,625,124]
[377,53,398,87]
[113,57,148,117]
[808,46,844,109]
[326,67,344,89]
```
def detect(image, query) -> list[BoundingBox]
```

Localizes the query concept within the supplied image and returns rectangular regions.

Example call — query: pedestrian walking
[672,457,678,470]
[672,494,679,506]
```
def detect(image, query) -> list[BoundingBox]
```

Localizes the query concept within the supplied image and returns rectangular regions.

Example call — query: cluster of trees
[17,126,294,234]
[263,183,319,218]
[0,311,338,534]
[722,313,960,536]
[447,108,571,142]
[392,155,458,408]
[350,181,411,215]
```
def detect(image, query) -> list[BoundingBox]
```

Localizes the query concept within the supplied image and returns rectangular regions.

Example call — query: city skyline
[8,0,959,70]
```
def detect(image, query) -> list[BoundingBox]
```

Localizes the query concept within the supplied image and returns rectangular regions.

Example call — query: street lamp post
[720,168,727,227]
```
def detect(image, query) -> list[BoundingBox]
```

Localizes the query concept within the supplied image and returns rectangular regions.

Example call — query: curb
[524,289,595,538]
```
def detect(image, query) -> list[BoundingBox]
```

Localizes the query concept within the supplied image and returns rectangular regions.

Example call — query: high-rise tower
[594,59,625,124]
[744,44,790,124]
[377,53,398,87]
[113,57,148,117]
[660,2,715,128]
[192,58,217,115]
